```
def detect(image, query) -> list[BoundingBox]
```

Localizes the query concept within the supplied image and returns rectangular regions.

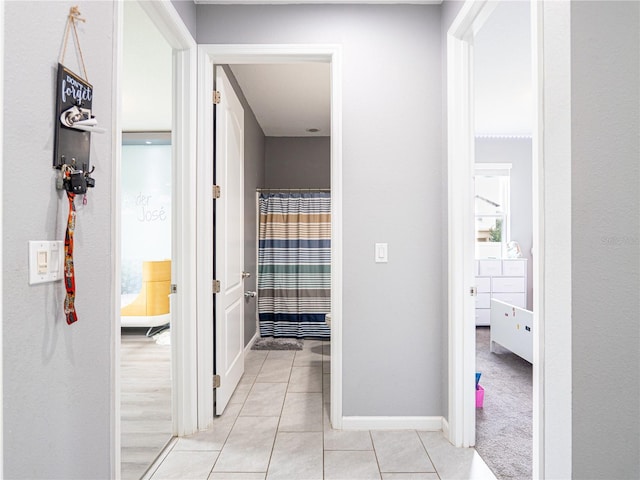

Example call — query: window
[475,163,511,259]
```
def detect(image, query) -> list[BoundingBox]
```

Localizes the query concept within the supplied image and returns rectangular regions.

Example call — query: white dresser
[475,258,527,326]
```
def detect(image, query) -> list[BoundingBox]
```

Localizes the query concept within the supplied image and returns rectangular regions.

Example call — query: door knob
[242,272,251,279]
[244,291,256,298]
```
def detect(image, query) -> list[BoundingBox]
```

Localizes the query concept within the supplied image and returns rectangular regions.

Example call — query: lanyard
[64,190,78,325]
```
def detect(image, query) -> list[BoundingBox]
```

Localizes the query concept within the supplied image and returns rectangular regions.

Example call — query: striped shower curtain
[258,192,331,338]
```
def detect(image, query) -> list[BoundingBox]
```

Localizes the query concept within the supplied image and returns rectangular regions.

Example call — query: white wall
[265,137,330,189]
[570,2,639,477]
[3,1,116,478]
[197,4,444,416]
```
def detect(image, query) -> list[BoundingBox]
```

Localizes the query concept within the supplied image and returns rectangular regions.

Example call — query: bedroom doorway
[119,3,174,478]
[471,2,534,478]
[446,0,545,477]
[115,1,198,477]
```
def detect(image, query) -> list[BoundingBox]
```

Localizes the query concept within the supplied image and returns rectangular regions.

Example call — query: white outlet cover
[29,241,64,285]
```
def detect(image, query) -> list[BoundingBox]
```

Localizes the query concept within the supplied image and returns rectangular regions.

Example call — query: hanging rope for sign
[59,6,89,82]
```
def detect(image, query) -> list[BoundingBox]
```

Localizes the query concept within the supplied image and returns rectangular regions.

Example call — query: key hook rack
[53,6,103,195]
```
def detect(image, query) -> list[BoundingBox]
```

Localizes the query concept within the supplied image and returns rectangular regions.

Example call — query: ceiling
[474,1,532,137]
[230,64,331,137]
[122,1,172,132]
[122,0,531,137]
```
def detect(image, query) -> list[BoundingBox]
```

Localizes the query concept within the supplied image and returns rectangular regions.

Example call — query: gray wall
[198,5,444,416]
[170,0,197,40]
[571,2,640,478]
[3,1,115,478]
[221,66,266,347]
[265,137,330,189]
[476,138,533,310]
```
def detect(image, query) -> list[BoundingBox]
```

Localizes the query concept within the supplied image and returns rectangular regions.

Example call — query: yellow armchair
[121,260,171,317]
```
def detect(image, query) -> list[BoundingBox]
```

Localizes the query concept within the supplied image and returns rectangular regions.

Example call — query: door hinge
[212,279,221,294]
[213,374,221,388]
[213,185,221,199]
[470,286,477,297]
[170,284,177,294]
[213,90,221,104]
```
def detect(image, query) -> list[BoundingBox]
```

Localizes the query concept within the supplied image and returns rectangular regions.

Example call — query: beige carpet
[475,326,532,480]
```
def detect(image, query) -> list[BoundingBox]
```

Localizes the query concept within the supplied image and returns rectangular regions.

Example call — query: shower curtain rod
[256,188,331,193]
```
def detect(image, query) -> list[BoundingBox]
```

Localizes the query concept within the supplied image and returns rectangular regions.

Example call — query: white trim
[111,2,123,477]
[139,1,195,48]
[442,417,450,440]
[533,2,572,478]
[531,2,545,477]
[138,0,198,437]
[447,0,483,449]
[329,46,344,431]
[342,416,444,431]
[196,44,343,430]
[113,0,198,475]
[196,46,214,430]
[0,0,5,475]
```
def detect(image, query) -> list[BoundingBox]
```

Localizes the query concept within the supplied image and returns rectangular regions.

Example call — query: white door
[214,66,245,415]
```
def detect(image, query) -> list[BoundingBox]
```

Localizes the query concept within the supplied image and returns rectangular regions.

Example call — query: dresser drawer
[492,277,525,293]
[502,259,526,276]
[475,308,490,326]
[476,277,491,293]
[476,293,491,309]
[478,260,502,276]
[493,293,526,308]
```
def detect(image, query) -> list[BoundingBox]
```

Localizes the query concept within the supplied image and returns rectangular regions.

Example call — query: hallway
[142,340,496,479]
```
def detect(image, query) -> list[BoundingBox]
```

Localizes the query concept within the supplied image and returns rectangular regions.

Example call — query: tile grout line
[416,431,442,480]
[209,350,266,478]
[263,348,296,479]
[369,430,383,480]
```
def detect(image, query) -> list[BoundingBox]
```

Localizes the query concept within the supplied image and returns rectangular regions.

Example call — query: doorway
[119,3,173,478]
[472,2,534,478]
[196,45,344,431]
[113,0,198,477]
[446,0,543,476]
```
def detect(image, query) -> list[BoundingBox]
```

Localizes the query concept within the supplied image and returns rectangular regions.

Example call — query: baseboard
[442,417,450,440]
[341,416,444,431]
[244,331,259,356]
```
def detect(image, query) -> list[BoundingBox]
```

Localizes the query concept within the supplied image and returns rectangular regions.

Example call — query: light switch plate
[29,241,64,285]
[375,243,388,263]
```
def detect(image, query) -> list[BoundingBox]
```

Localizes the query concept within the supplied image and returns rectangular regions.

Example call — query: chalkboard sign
[53,63,93,171]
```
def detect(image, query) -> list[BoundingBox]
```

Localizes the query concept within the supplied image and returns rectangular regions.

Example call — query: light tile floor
[146,340,497,480]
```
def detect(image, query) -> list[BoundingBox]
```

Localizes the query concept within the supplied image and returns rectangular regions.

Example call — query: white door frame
[196,44,343,430]
[0,0,4,475]
[112,0,198,476]
[446,0,546,476]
